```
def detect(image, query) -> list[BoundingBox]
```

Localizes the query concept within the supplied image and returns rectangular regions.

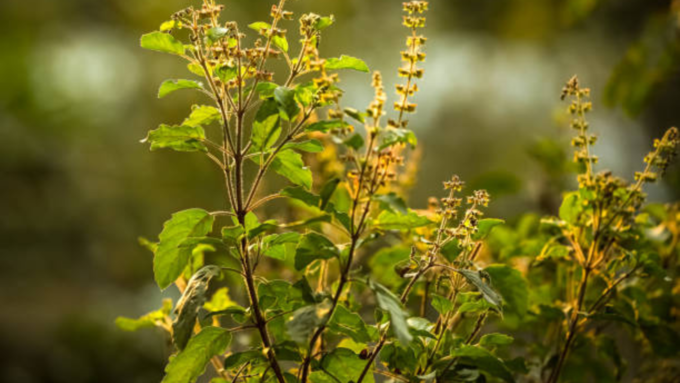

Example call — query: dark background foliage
[0,0,678,381]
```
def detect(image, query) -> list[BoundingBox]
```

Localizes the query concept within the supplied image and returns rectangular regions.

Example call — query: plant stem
[546,267,590,383]
[238,230,287,383]
[436,312,488,382]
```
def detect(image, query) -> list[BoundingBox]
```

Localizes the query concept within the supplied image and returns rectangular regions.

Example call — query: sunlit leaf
[153,209,215,290]
[158,79,204,98]
[272,36,288,52]
[374,210,433,231]
[326,55,370,72]
[313,16,335,31]
[143,124,207,152]
[271,150,312,189]
[282,139,324,153]
[183,105,220,128]
[252,99,281,151]
[215,65,238,83]
[305,119,350,133]
[116,299,173,332]
[248,21,271,32]
[161,326,231,383]
[559,192,581,225]
[141,31,185,56]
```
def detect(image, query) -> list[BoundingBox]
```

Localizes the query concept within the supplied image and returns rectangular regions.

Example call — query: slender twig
[244,105,317,210]
[437,312,488,381]
[211,210,236,217]
[546,267,590,383]
[249,193,285,210]
[231,362,250,383]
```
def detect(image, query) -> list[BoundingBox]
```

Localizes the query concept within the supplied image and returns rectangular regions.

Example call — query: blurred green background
[1,0,679,381]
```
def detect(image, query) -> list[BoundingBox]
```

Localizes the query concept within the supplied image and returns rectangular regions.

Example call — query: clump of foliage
[117,1,680,383]
[486,78,680,382]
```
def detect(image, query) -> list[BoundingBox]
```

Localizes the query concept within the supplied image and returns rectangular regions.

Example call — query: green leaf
[187,63,207,77]
[559,192,581,225]
[215,65,238,83]
[252,99,281,151]
[440,240,462,262]
[369,246,411,288]
[369,280,412,345]
[206,27,228,44]
[479,333,514,349]
[248,21,271,32]
[274,86,300,121]
[456,269,503,310]
[158,79,204,98]
[472,219,505,240]
[309,348,375,383]
[143,124,207,152]
[319,178,340,210]
[116,299,173,332]
[281,186,321,207]
[381,127,417,149]
[286,301,331,343]
[457,292,496,314]
[314,16,335,30]
[450,345,514,383]
[295,83,316,107]
[161,326,231,383]
[305,120,350,133]
[406,317,435,339]
[141,31,185,56]
[272,35,288,52]
[282,139,324,153]
[271,150,312,189]
[328,304,375,343]
[373,193,408,214]
[247,219,278,240]
[172,265,221,350]
[344,133,364,150]
[374,210,433,231]
[484,264,528,317]
[203,287,237,312]
[381,343,419,376]
[295,232,339,270]
[343,107,366,123]
[153,209,215,290]
[431,293,454,315]
[256,82,278,98]
[263,232,300,260]
[223,350,266,370]
[183,105,220,128]
[326,55,370,72]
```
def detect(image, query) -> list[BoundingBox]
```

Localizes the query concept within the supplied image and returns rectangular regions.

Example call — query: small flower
[443,175,465,192]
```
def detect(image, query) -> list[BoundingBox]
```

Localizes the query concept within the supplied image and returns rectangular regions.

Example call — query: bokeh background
[1,0,679,381]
